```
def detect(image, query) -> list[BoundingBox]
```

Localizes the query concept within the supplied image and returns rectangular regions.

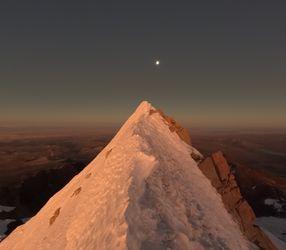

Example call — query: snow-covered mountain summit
[0,101,255,250]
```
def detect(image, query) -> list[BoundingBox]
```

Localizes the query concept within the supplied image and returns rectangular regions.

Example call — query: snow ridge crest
[0,101,253,250]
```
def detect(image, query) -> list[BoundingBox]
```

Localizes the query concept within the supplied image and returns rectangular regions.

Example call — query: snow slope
[0,101,255,250]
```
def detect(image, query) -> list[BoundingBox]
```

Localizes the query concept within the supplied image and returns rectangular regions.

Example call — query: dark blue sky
[1,1,285,127]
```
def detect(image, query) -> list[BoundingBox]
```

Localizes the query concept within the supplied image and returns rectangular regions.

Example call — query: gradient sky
[1,0,285,128]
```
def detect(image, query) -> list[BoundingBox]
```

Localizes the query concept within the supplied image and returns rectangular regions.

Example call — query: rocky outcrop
[232,163,286,218]
[199,151,277,250]
[149,109,191,145]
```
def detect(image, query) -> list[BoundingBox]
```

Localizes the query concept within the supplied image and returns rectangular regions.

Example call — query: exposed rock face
[232,163,286,218]
[149,109,191,145]
[199,151,277,250]
[149,108,204,164]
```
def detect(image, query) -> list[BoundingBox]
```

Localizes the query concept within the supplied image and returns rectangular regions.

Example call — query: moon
[155,60,160,66]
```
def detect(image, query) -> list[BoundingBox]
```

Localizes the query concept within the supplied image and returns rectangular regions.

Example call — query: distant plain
[0,126,285,188]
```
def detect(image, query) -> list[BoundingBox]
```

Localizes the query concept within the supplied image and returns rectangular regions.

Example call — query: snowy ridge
[1,101,254,249]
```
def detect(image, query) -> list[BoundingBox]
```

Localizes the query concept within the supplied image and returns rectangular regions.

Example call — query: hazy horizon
[1,1,286,128]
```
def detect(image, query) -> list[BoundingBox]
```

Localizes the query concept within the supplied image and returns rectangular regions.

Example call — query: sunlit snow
[0,101,254,250]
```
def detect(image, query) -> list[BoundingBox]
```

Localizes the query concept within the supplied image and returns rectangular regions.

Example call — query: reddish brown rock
[212,151,230,182]
[228,174,238,189]
[190,151,203,162]
[231,162,286,218]
[199,157,222,189]
[236,200,256,230]
[199,151,277,250]
[221,186,242,212]
[149,108,191,145]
